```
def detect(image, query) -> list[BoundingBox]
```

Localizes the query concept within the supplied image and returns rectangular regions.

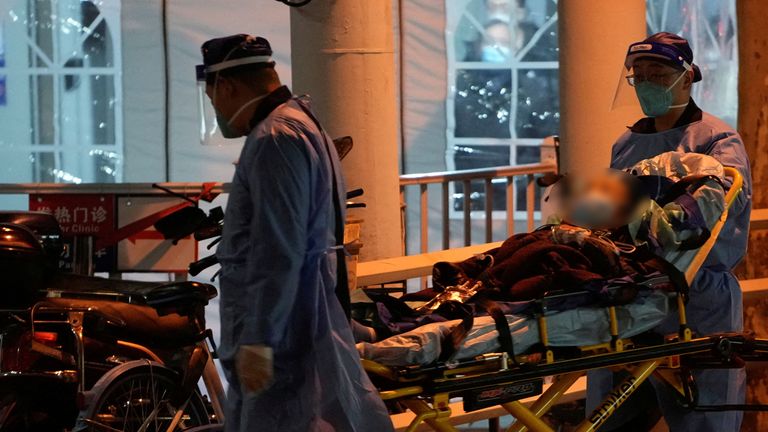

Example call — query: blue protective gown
[216,94,393,431]
[587,110,752,431]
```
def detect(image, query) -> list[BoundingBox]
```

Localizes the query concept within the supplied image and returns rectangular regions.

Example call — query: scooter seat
[46,273,217,316]
[42,297,203,348]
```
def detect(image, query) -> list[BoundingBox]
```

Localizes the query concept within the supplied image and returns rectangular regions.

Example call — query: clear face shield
[610,64,641,111]
[611,63,691,115]
[610,43,694,117]
[196,65,221,146]
[195,55,273,145]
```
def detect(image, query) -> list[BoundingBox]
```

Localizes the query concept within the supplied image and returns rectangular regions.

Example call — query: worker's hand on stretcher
[236,344,274,396]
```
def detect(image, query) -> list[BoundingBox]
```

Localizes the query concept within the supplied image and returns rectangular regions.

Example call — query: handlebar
[189,254,220,277]
[195,225,223,241]
[160,189,364,279]
[346,188,364,200]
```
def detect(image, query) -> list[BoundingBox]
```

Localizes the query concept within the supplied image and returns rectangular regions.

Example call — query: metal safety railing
[399,163,558,255]
[2,163,561,261]
[0,183,230,195]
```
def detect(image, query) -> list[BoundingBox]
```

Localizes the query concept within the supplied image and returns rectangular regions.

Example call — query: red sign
[29,194,118,272]
[29,194,115,237]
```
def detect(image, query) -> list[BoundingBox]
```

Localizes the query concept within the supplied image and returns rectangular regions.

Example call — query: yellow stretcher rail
[684,167,743,286]
[364,168,753,432]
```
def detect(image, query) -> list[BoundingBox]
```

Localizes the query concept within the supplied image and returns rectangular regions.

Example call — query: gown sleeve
[632,181,725,256]
[237,128,312,347]
[702,130,751,215]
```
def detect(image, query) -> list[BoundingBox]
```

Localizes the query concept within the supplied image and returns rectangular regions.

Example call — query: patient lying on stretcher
[355,152,727,365]
[424,152,725,305]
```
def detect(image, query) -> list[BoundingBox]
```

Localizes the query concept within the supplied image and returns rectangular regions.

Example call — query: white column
[558,0,646,173]
[290,1,402,260]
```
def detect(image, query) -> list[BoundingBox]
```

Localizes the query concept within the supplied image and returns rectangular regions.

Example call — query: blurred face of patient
[563,171,637,230]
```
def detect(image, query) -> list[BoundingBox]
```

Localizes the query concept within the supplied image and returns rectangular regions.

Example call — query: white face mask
[216,93,269,138]
[212,75,269,138]
[567,191,618,230]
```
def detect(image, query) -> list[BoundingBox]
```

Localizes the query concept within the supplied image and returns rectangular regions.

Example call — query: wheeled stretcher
[362,167,768,432]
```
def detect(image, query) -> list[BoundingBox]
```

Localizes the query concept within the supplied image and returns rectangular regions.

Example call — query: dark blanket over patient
[358,226,684,339]
[429,227,679,303]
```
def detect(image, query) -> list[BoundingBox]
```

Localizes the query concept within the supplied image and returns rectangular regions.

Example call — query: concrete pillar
[290,1,401,261]
[738,6,768,426]
[557,0,646,173]
[737,0,768,280]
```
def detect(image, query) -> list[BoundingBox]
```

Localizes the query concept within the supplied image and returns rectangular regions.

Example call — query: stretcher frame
[364,167,766,432]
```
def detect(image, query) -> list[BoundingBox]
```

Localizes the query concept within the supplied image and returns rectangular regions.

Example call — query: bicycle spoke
[85,373,210,431]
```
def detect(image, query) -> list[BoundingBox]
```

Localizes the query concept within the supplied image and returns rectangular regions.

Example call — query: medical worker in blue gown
[198,34,393,432]
[586,32,752,432]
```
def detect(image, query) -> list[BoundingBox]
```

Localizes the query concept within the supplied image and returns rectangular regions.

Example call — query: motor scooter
[0,212,225,431]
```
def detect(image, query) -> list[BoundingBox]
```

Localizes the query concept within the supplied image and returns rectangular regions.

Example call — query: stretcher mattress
[357,291,671,366]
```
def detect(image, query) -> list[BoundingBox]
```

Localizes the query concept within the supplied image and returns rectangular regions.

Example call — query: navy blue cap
[625,32,702,83]
[197,34,274,81]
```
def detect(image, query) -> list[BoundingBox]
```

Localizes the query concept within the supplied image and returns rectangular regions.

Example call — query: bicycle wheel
[82,369,212,432]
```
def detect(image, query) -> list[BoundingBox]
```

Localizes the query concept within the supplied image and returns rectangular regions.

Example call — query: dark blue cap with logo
[625,32,702,83]
[196,34,274,82]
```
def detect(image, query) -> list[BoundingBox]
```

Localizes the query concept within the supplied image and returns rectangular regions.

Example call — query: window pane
[454,0,536,62]
[27,0,55,66]
[3,0,122,184]
[81,1,114,67]
[646,0,738,126]
[516,145,541,164]
[59,74,116,146]
[90,74,116,145]
[520,18,559,61]
[454,8,483,62]
[516,68,559,138]
[0,152,49,182]
[454,144,510,170]
[30,74,55,145]
[454,69,512,138]
[33,151,58,182]
[89,148,121,182]
[0,76,6,106]
[0,22,5,68]
[453,144,510,211]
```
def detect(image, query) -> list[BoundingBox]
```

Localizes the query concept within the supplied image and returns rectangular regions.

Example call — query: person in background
[198,34,392,432]
[480,18,522,63]
[586,32,752,432]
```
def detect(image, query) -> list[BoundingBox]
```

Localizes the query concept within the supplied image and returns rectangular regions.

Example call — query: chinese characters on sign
[38,205,109,231]
[30,194,116,271]
[28,194,197,273]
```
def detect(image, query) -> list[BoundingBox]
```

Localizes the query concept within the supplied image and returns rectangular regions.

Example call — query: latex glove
[235,344,274,396]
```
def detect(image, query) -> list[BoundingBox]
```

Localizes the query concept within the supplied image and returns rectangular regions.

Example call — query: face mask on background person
[482,45,511,63]
[634,71,688,117]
